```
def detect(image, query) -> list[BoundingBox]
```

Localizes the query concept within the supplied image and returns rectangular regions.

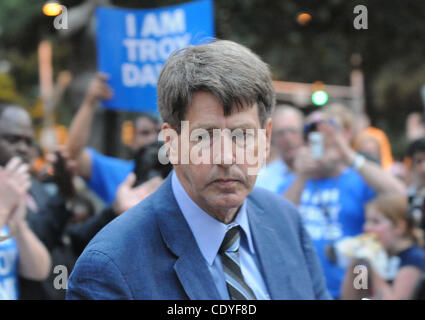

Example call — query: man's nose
[214,133,235,167]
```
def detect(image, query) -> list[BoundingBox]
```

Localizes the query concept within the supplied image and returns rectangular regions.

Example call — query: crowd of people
[256,103,425,299]
[0,76,169,299]
[1,39,425,300]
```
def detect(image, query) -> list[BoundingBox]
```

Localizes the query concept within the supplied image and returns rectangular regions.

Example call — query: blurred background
[0,0,424,159]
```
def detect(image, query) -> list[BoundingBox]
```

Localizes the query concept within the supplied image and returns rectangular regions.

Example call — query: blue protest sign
[95,0,214,111]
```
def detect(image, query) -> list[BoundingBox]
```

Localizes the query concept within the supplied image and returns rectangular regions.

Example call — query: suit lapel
[247,197,298,299]
[173,251,221,300]
[153,175,221,300]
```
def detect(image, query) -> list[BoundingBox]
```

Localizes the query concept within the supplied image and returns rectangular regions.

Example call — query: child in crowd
[341,194,425,299]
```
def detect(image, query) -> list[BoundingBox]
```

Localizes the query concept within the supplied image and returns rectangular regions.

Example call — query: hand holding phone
[308,132,323,159]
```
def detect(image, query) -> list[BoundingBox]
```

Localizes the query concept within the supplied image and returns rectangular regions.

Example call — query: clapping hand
[0,157,31,240]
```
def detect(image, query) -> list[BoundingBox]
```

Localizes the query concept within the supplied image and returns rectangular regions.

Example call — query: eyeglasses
[136,129,160,137]
[272,128,302,138]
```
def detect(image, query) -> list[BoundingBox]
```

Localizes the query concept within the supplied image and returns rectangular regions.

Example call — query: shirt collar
[171,171,255,266]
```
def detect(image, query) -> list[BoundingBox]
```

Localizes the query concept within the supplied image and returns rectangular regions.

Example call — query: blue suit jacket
[66,174,330,300]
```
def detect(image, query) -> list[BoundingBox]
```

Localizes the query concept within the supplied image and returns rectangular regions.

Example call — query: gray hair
[157,40,275,132]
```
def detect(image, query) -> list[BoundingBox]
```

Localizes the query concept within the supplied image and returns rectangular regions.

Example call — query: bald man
[255,105,304,193]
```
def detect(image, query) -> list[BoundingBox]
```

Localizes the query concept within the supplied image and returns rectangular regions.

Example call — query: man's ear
[160,123,179,164]
[161,123,172,144]
[265,117,272,160]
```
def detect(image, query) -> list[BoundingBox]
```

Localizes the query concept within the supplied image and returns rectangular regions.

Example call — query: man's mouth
[212,178,240,187]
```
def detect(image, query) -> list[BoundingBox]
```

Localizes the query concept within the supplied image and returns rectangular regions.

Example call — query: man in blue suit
[66,40,330,300]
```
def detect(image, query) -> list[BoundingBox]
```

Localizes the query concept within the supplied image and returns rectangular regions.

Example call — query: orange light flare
[42,1,62,17]
[297,12,312,26]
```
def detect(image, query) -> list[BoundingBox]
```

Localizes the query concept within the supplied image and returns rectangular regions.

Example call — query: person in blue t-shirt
[0,227,19,300]
[0,157,52,300]
[255,105,302,193]
[67,73,161,204]
[283,109,406,299]
[341,194,425,299]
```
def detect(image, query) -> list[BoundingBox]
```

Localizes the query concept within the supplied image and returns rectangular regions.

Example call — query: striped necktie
[219,226,257,300]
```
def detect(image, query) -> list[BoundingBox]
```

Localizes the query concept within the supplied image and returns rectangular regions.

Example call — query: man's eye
[193,132,209,142]
[139,130,154,136]
[245,130,255,138]
[234,129,251,138]
[233,131,245,139]
[196,134,205,141]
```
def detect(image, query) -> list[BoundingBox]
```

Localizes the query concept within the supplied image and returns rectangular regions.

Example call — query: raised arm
[283,146,317,204]
[13,203,52,281]
[322,123,406,195]
[66,73,113,179]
